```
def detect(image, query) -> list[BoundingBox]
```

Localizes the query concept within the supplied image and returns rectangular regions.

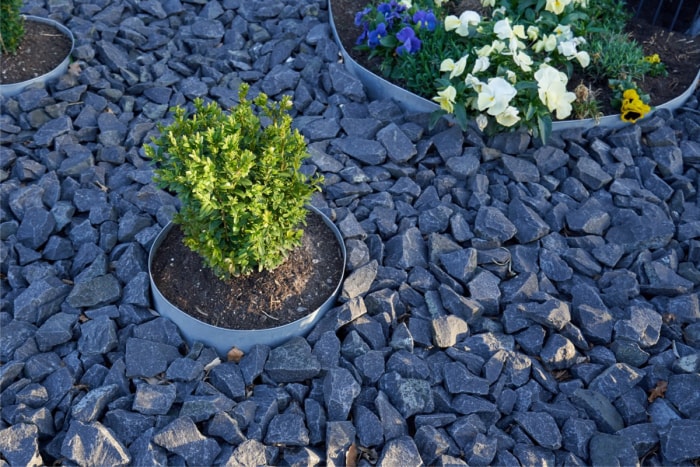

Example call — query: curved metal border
[148,205,347,355]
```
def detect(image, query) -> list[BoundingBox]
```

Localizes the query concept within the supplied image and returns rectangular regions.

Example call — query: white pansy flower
[545,0,572,15]
[461,10,481,25]
[575,50,590,67]
[534,34,558,53]
[433,86,457,113]
[493,19,511,40]
[399,0,412,8]
[513,50,533,72]
[476,44,492,57]
[481,0,495,7]
[496,106,520,127]
[535,64,576,119]
[440,58,455,72]
[557,39,578,58]
[527,25,539,41]
[440,56,468,79]
[472,56,490,74]
[477,77,517,116]
[444,15,462,33]
[512,24,526,41]
[554,24,572,39]
[450,55,468,78]
[556,39,590,67]
[491,40,506,54]
[494,18,526,51]
[464,73,482,90]
[445,11,480,36]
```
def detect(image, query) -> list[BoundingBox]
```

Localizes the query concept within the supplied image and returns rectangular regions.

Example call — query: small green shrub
[147,84,323,279]
[0,0,25,54]
[586,31,650,82]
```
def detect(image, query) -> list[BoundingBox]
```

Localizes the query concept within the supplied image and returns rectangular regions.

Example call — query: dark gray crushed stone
[1,0,699,464]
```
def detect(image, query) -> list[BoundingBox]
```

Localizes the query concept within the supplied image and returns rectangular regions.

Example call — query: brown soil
[0,19,72,85]
[331,0,700,115]
[151,210,345,331]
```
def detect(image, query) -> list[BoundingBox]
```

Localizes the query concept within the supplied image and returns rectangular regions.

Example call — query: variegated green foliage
[0,0,25,54]
[147,84,322,278]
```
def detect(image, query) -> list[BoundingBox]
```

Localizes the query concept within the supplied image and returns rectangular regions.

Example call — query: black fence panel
[628,0,700,34]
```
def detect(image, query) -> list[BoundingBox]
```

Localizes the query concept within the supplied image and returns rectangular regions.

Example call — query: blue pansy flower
[413,10,437,31]
[354,7,372,44]
[396,26,421,54]
[354,7,372,26]
[377,0,406,27]
[368,22,388,48]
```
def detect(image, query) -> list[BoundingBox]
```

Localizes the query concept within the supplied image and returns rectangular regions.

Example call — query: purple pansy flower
[377,0,406,28]
[354,8,372,44]
[396,26,421,54]
[354,7,372,26]
[368,22,388,48]
[413,10,437,31]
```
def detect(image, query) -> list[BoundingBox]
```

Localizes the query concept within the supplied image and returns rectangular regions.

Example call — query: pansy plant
[355,0,443,58]
[353,0,665,142]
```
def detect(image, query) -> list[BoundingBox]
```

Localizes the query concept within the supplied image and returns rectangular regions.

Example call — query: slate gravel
[1,0,700,465]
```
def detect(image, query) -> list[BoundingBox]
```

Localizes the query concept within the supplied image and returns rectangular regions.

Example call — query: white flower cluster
[434,0,591,131]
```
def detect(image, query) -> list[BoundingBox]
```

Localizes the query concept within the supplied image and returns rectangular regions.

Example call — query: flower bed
[331,0,700,140]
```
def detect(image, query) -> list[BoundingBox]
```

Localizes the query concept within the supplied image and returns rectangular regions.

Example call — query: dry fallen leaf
[68,61,81,77]
[648,380,668,402]
[345,443,358,467]
[227,347,244,363]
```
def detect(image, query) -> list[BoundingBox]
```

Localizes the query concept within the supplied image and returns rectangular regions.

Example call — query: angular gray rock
[324,367,361,421]
[209,362,246,401]
[385,227,428,269]
[377,123,417,163]
[132,383,177,415]
[432,314,469,348]
[0,423,43,466]
[61,421,131,466]
[571,389,625,433]
[71,384,120,422]
[124,337,181,378]
[474,206,517,243]
[589,433,638,467]
[378,436,424,467]
[589,363,643,401]
[264,413,310,446]
[513,411,562,449]
[613,302,662,348]
[78,315,119,356]
[66,274,122,308]
[341,259,378,300]
[152,417,220,465]
[379,371,434,418]
[326,421,356,467]
[13,275,70,325]
[660,419,700,463]
[264,337,321,383]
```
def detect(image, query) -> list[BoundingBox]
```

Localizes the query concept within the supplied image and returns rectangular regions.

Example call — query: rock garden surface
[1,0,700,465]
